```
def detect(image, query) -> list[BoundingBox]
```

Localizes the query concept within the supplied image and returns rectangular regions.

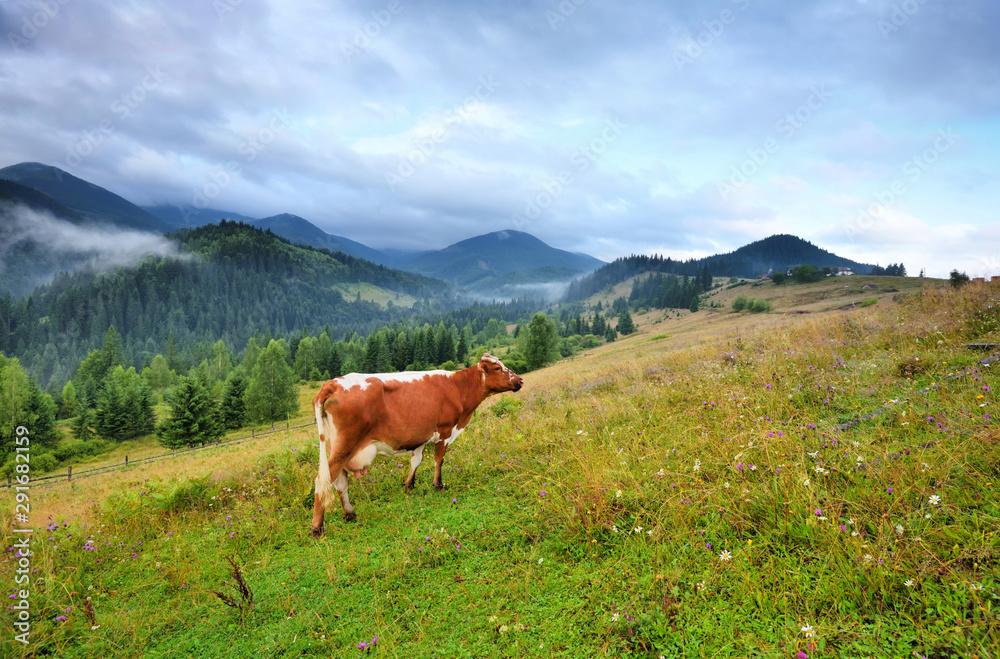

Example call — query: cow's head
[479,353,523,394]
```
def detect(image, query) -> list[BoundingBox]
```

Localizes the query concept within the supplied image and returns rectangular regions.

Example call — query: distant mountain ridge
[399,230,604,297]
[565,234,875,302]
[249,213,389,265]
[0,162,170,232]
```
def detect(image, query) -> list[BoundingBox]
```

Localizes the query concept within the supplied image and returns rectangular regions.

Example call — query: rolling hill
[565,234,875,302]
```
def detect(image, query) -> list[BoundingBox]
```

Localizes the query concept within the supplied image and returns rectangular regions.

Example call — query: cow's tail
[314,400,336,512]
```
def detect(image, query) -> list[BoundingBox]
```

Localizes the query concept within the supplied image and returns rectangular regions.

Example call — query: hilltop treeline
[565,234,874,302]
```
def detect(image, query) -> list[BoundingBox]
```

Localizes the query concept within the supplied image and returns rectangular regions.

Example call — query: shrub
[750,298,772,313]
[732,294,750,311]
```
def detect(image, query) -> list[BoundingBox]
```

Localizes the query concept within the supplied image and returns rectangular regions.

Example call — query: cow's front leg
[433,440,448,491]
[404,444,425,491]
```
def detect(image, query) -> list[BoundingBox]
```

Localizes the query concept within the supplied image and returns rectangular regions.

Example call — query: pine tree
[94,366,155,441]
[617,309,636,335]
[244,340,298,423]
[157,374,222,449]
[220,370,248,430]
[455,327,470,366]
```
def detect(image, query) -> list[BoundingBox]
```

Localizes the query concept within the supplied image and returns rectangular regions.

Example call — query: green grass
[3,283,1000,657]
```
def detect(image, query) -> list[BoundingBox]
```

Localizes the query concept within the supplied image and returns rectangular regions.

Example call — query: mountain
[398,230,604,297]
[0,162,170,232]
[143,204,260,229]
[565,234,876,302]
[249,214,389,265]
[0,178,85,223]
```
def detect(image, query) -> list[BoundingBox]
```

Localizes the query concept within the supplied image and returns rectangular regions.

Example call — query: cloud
[0,203,183,277]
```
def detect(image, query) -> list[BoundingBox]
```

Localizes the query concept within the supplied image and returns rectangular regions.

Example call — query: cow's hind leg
[433,441,448,491]
[404,444,425,491]
[334,470,357,522]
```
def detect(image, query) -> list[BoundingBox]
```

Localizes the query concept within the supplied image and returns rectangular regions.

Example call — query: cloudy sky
[1,0,998,277]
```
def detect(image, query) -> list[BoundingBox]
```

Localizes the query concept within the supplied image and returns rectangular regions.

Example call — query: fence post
[252,428,255,438]
[67,466,72,482]
[271,422,275,431]
[125,455,128,467]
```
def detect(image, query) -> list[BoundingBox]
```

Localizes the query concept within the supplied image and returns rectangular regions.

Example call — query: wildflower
[719,550,732,562]
[904,579,914,588]
[895,525,904,535]
[540,490,547,497]
[797,652,809,659]
[611,612,619,622]
[356,634,378,650]
[929,494,940,506]
[814,509,823,517]
[538,558,543,564]
[56,616,67,622]
[971,583,984,591]
[801,623,815,638]
[633,527,642,534]
[616,490,622,498]
[723,482,730,488]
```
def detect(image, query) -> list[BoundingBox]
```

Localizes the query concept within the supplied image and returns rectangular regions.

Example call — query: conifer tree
[617,309,636,335]
[220,370,249,430]
[94,366,155,441]
[157,373,222,449]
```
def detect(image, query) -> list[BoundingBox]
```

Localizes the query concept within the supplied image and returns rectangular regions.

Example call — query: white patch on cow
[406,443,426,483]
[333,471,354,515]
[336,369,452,391]
[444,425,465,447]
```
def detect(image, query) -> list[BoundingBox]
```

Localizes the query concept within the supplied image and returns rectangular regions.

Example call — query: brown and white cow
[310,353,523,536]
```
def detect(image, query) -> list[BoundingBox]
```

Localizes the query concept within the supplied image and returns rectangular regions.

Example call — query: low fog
[0,204,182,295]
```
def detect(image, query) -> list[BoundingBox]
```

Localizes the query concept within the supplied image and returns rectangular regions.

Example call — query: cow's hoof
[310,525,324,538]
[343,512,357,522]
[403,482,415,492]
[434,483,447,491]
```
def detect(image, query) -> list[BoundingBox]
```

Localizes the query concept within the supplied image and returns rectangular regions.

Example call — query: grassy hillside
[2,280,998,657]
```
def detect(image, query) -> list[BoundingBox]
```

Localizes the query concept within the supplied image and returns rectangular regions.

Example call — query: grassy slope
[3,278,999,658]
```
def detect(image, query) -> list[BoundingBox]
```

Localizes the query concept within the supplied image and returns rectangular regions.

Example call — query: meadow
[2,278,998,658]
